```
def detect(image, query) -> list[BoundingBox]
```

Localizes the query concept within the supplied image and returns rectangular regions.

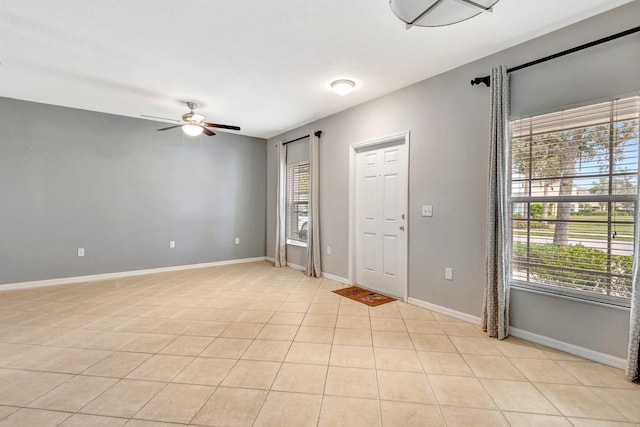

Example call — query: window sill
[510,282,631,311]
[286,240,308,248]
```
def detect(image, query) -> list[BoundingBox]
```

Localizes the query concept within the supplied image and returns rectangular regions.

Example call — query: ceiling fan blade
[157,124,184,131]
[202,127,216,136]
[204,123,241,131]
[141,115,181,122]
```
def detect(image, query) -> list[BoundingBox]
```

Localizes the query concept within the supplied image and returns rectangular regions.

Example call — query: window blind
[286,162,310,244]
[510,96,640,303]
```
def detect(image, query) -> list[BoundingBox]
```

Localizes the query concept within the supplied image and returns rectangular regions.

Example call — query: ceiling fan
[142,102,241,137]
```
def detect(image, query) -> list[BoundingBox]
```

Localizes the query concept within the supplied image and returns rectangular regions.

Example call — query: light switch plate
[169,241,175,249]
[445,267,453,281]
[422,205,433,217]
[77,248,85,257]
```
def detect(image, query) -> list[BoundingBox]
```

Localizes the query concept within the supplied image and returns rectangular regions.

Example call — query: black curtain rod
[470,25,640,87]
[282,130,322,145]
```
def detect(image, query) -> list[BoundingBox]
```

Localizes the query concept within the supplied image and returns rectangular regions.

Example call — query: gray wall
[0,97,267,285]
[266,3,640,359]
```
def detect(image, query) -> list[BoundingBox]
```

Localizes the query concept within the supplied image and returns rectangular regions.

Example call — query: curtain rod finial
[314,130,322,138]
[471,76,491,87]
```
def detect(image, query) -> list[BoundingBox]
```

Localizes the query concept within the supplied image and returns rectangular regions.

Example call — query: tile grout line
[401,308,449,427]
[249,275,307,427]
[370,310,385,427]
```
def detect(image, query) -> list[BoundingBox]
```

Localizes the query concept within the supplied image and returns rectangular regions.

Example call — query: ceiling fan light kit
[182,124,204,137]
[389,0,499,28]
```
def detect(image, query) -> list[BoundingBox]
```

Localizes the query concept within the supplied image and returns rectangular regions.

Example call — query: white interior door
[354,141,408,299]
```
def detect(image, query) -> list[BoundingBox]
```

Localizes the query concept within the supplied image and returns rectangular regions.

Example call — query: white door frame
[348,131,410,303]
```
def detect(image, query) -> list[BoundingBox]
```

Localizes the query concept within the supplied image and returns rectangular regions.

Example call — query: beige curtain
[627,204,640,380]
[482,65,510,340]
[305,131,321,277]
[274,143,287,267]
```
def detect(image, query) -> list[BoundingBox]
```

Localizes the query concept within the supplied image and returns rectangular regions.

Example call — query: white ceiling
[0,0,632,138]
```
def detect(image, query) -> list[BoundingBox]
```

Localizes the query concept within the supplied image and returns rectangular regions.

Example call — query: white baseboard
[287,262,305,272]
[322,272,351,285]
[408,297,482,325]
[509,327,627,370]
[265,257,350,284]
[264,257,304,271]
[0,257,267,292]
[406,297,627,370]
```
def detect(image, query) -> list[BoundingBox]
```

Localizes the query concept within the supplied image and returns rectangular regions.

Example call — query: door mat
[333,286,396,307]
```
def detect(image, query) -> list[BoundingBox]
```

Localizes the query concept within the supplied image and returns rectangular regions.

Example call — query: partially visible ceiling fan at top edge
[141,102,241,137]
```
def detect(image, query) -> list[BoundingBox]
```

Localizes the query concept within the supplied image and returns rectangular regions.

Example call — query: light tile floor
[0,261,638,426]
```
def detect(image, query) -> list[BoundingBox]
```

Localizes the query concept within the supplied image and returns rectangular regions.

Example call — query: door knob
[399,225,405,231]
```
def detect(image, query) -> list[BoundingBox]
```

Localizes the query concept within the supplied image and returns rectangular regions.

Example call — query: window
[510,96,640,304]
[287,161,309,245]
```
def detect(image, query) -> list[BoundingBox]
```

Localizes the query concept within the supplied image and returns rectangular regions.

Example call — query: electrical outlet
[235,237,240,245]
[327,246,331,255]
[77,248,85,257]
[445,267,453,281]
[422,205,433,217]
[169,241,175,249]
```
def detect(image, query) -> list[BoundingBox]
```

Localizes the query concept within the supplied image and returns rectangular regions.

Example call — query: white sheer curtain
[305,131,321,277]
[274,143,287,268]
[482,65,511,340]
[627,207,640,380]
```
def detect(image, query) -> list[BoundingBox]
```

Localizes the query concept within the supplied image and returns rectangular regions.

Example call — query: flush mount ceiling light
[331,79,356,96]
[390,0,499,28]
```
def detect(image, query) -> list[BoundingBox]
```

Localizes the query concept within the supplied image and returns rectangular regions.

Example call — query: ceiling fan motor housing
[182,111,205,123]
